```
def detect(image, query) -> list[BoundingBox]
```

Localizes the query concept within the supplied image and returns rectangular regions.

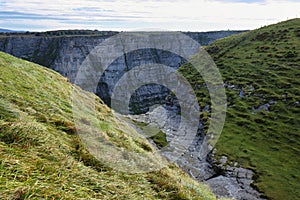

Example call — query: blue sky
[0,0,299,31]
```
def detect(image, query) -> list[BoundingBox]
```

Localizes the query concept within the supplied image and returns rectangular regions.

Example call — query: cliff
[0,30,243,113]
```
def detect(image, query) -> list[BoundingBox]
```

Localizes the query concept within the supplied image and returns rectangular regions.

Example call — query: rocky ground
[126,103,265,200]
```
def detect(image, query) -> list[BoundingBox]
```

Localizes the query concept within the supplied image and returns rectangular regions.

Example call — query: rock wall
[0,31,243,113]
[0,34,115,82]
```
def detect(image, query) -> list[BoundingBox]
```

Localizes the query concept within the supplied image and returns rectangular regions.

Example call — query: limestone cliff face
[0,31,243,113]
[0,34,115,82]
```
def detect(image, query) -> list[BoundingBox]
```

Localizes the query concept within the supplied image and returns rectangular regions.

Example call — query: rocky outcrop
[206,152,265,200]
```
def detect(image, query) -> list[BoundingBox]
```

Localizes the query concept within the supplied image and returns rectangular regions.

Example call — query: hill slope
[0,52,218,199]
[180,19,300,200]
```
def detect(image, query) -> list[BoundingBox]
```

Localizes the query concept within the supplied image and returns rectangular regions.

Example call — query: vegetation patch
[149,131,168,149]
[129,119,169,149]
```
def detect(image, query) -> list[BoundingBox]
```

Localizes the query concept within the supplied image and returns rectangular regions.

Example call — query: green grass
[0,52,218,199]
[149,131,168,149]
[130,119,168,149]
[179,18,300,200]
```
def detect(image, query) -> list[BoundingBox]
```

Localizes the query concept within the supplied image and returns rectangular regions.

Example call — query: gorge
[0,29,260,199]
[1,19,299,200]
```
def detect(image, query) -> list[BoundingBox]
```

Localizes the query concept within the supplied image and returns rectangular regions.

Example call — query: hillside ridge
[179,18,300,200]
[0,52,218,199]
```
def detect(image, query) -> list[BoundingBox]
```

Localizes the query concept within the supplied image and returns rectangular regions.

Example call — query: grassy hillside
[180,19,300,200]
[0,52,219,199]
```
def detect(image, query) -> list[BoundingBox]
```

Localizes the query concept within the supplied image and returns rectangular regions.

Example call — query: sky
[0,0,299,32]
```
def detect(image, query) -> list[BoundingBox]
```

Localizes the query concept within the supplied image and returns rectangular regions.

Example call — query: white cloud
[0,0,299,31]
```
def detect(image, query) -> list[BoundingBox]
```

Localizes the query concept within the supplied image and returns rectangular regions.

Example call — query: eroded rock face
[96,48,187,112]
[0,35,116,82]
[0,31,243,114]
